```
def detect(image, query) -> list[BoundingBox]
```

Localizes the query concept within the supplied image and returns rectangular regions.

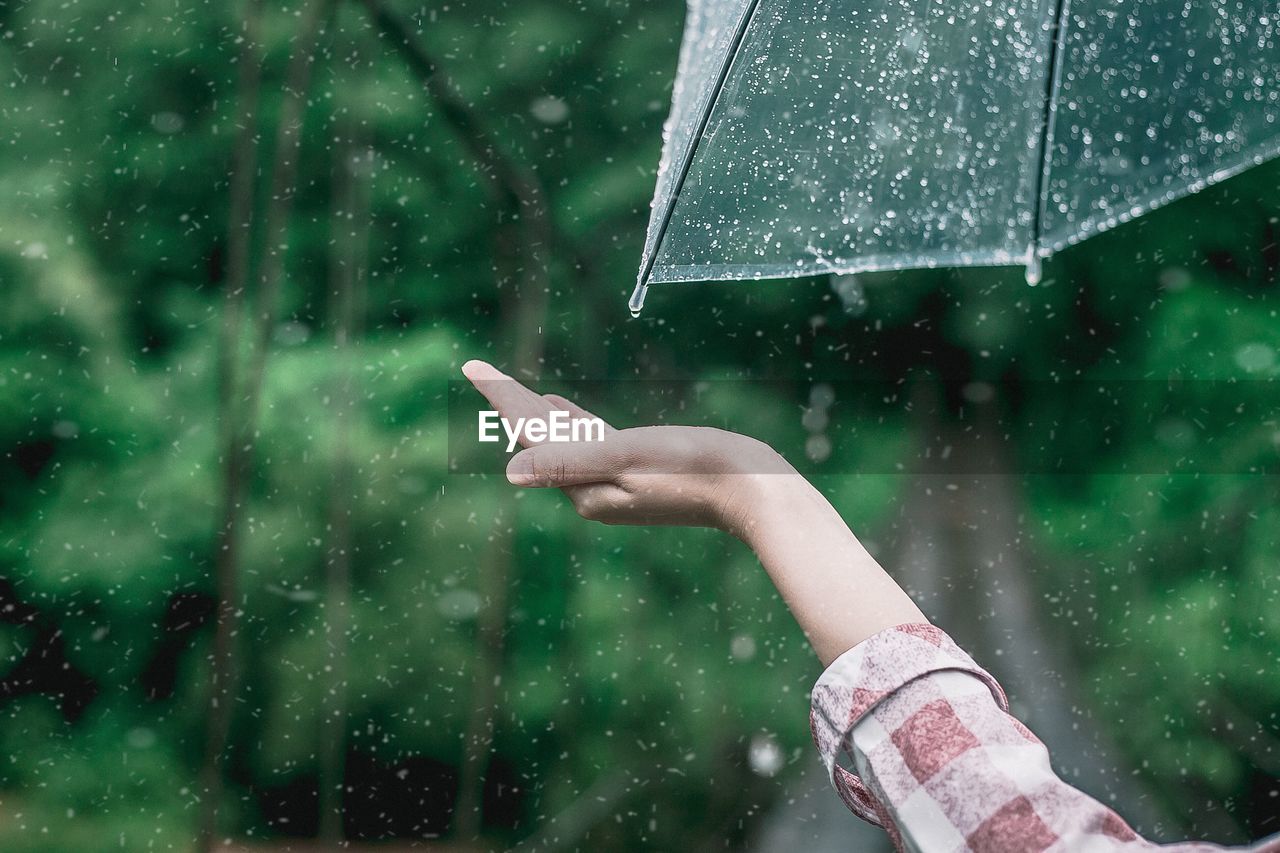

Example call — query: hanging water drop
[1024,252,1042,286]
[629,283,648,317]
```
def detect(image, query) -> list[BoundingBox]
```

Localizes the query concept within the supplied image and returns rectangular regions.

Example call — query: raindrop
[274,321,311,346]
[805,433,832,463]
[730,633,757,661]
[1234,343,1276,373]
[831,274,868,315]
[809,383,836,409]
[437,589,482,621]
[529,95,569,125]
[801,407,829,433]
[51,420,79,439]
[127,727,157,749]
[1024,252,1042,286]
[628,283,648,317]
[961,382,995,404]
[748,732,785,777]
[1159,267,1193,292]
[151,112,184,134]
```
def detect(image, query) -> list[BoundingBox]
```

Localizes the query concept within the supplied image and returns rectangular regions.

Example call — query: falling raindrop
[961,382,995,404]
[51,420,80,439]
[1159,267,1193,292]
[1024,252,1042,286]
[809,383,836,410]
[529,95,569,125]
[127,727,158,750]
[1235,342,1276,373]
[437,589,482,621]
[151,111,184,134]
[805,433,832,463]
[748,732,785,778]
[802,407,829,433]
[831,274,869,315]
[730,633,757,661]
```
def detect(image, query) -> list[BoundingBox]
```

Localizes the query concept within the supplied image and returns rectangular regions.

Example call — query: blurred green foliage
[1,0,1278,850]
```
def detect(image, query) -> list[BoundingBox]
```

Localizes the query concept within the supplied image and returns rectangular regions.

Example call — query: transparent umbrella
[630,0,1280,314]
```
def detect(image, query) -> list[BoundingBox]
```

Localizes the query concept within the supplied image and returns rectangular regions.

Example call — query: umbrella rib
[634,0,766,305]
[1030,0,1072,266]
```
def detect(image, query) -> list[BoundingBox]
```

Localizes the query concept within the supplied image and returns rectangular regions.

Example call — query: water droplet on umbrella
[628,283,648,317]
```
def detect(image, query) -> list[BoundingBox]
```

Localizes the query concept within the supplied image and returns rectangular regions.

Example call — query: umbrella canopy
[630,0,1280,314]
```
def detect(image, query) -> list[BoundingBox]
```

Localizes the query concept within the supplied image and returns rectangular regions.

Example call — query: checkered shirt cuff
[809,623,1009,829]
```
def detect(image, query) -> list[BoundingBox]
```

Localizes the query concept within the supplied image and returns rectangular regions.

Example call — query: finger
[563,482,632,523]
[462,360,561,445]
[543,393,615,433]
[506,440,626,487]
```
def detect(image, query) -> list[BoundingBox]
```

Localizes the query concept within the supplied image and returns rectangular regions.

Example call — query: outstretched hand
[462,359,926,664]
[461,360,789,531]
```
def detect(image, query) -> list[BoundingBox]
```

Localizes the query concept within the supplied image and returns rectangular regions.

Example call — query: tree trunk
[199,1,332,848]
[199,0,266,846]
[317,76,371,843]
[453,208,551,840]
[357,1,554,839]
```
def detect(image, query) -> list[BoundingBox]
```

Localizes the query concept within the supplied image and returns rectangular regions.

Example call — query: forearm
[722,469,927,666]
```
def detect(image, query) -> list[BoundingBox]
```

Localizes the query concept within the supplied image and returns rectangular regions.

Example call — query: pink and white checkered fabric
[810,623,1280,852]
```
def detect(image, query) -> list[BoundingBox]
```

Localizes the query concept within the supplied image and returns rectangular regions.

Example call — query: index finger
[461,360,579,449]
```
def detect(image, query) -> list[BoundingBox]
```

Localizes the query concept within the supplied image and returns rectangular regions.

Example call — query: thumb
[506,442,622,487]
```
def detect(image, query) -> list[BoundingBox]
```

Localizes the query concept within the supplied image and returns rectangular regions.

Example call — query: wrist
[710,440,808,540]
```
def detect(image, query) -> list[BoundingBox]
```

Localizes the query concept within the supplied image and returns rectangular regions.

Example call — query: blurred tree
[0,0,1276,849]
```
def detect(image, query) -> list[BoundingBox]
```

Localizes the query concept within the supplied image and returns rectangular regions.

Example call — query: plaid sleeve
[810,623,1280,852]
